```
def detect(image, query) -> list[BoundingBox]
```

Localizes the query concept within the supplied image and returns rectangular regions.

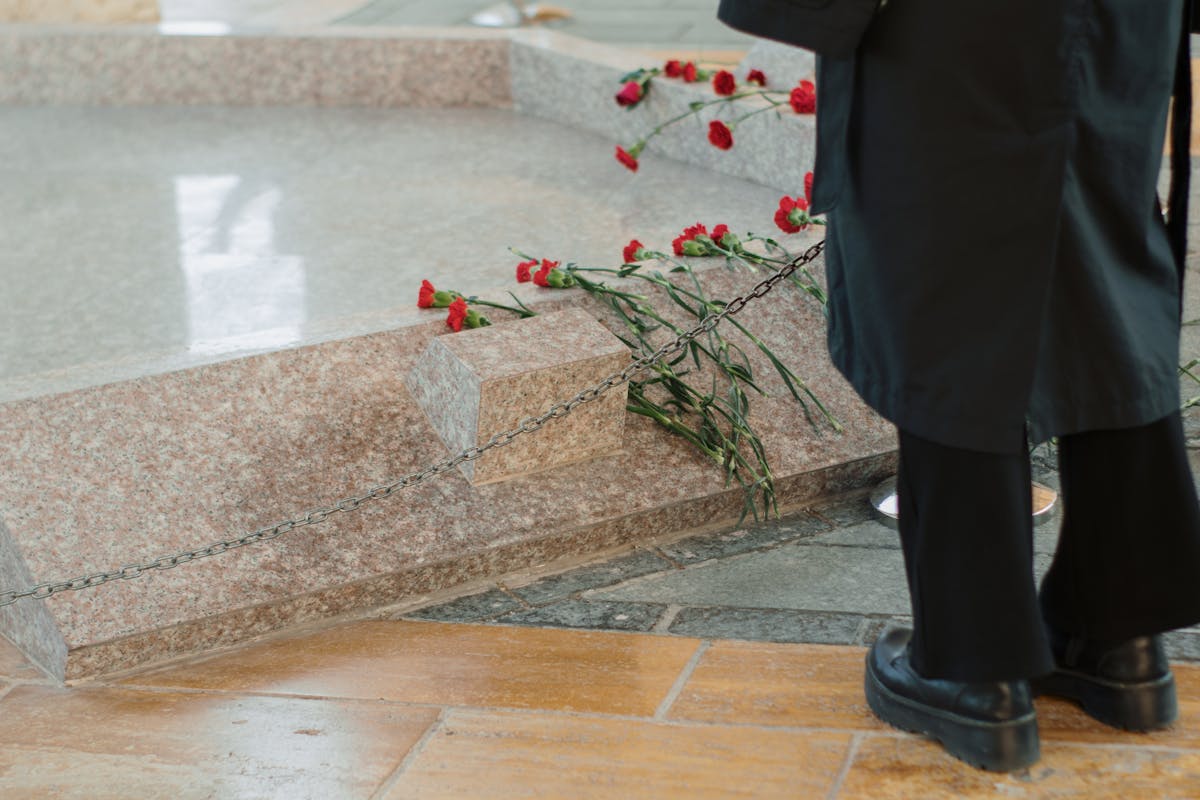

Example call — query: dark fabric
[820,0,1185,453]
[1168,6,1193,288]
[897,412,1200,683]
[1040,412,1200,643]
[716,0,882,58]
[896,429,1055,682]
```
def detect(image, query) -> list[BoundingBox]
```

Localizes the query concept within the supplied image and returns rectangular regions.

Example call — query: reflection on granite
[0,250,894,680]
[408,308,629,484]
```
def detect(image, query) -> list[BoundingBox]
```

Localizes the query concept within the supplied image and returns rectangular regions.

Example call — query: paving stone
[1166,629,1200,662]
[800,520,899,550]
[667,606,864,646]
[810,494,878,528]
[590,542,912,616]
[508,550,672,606]
[658,513,829,566]
[404,589,523,622]
[495,600,667,633]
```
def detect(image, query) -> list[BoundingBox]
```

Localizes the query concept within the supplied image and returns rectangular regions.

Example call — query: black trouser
[897,411,1200,682]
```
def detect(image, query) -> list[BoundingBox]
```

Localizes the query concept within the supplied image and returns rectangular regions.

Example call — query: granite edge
[62,449,896,680]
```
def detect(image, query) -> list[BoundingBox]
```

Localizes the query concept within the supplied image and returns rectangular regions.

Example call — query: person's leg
[1041,411,1200,640]
[1034,411,1200,729]
[863,428,1049,772]
[897,428,1055,681]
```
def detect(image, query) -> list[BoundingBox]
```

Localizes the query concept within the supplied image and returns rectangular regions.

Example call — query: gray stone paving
[403,456,1200,663]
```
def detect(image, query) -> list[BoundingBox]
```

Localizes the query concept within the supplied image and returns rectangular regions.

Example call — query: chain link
[0,241,824,608]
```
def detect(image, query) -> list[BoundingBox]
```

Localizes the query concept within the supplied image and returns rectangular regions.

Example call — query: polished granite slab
[0,103,797,403]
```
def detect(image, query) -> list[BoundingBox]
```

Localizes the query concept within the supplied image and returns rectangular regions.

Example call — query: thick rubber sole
[865,660,1040,772]
[1032,668,1178,732]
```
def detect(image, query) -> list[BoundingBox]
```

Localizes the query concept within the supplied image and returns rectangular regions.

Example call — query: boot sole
[865,659,1040,772]
[1031,669,1177,732]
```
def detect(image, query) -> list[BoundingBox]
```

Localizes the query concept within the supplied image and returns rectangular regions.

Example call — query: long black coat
[722,0,1188,453]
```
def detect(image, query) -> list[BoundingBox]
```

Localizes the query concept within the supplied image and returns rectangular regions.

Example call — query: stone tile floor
[1,616,1197,797]
[402,463,1200,664]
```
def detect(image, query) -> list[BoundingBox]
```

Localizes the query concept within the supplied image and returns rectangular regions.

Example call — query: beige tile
[121,620,703,717]
[386,709,853,800]
[0,684,437,799]
[1038,663,1200,749]
[836,735,1200,799]
[668,640,885,730]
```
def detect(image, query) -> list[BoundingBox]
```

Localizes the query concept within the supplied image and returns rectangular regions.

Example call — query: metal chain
[0,240,825,608]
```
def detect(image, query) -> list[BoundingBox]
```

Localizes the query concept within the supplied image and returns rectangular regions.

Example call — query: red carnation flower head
[615,80,644,108]
[615,142,644,172]
[804,171,815,204]
[707,120,734,150]
[774,195,812,234]
[711,223,730,244]
[623,239,647,264]
[683,61,697,82]
[516,259,537,283]
[712,70,736,96]
[674,223,722,256]
[532,258,559,287]
[790,79,816,114]
[418,279,436,308]
[446,296,469,332]
[746,69,767,86]
[418,279,456,308]
[664,59,683,78]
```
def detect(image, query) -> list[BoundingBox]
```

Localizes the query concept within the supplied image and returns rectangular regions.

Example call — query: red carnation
[707,120,734,150]
[746,69,767,86]
[446,297,468,332]
[615,80,643,107]
[712,70,736,96]
[774,196,811,234]
[533,258,559,287]
[615,145,639,172]
[804,171,815,204]
[683,61,697,82]
[790,80,816,114]
[417,279,436,308]
[516,259,537,283]
[673,223,708,256]
[623,239,646,264]
[664,59,683,78]
[711,224,730,244]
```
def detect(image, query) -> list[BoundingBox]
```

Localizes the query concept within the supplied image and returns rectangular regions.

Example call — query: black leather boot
[864,627,1040,771]
[1031,624,1177,731]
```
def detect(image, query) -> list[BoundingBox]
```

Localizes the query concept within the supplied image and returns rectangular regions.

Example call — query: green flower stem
[630,89,792,156]
[464,296,537,318]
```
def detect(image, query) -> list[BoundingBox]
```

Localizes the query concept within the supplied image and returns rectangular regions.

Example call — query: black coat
[721,0,1189,453]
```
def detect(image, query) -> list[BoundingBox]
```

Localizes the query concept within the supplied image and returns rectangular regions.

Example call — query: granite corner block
[406,308,630,484]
